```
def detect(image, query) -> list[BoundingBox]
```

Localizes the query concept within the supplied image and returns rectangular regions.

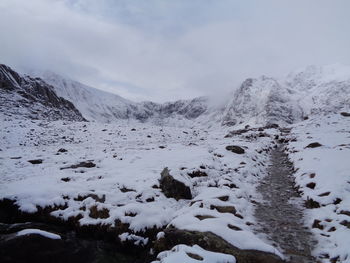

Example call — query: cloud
[0,0,349,102]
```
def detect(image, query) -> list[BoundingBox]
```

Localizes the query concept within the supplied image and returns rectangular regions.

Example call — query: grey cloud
[0,0,349,102]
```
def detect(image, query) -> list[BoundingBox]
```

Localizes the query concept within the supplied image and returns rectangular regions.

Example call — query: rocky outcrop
[159,168,192,200]
[0,64,86,121]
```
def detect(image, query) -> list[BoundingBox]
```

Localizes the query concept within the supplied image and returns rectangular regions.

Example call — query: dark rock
[74,194,105,203]
[339,210,350,217]
[159,168,192,200]
[340,112,350,117]
[28,159,43,164]
[305,142,322,148]
[154,229,284,263]
[340,220,350,229]
[61,177,71,182]
[306,182,316,189]
[226,145,245,154]
[318,192,330,197]
[312,219,324,230]
[60,161,96,170]
[195,215,216,220]
[305,198,320,209]
[217,195,229,202]
[89,206,110,219]
[187,170,208,178]
[58,148,68,153]
[333,198,342,205]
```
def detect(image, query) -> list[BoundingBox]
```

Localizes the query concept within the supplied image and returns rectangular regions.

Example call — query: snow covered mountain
[0,64,85,121]
[220,76,302,126]
[36,71,209,124]
[1,63,349,126]
[286,64,350,116]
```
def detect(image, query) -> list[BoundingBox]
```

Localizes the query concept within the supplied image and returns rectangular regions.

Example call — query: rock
[305,142,322,148]
[159,168,192,200]
[0,231,94,263]
[195,215,216,220]
[305,198,320,209]
[153,229,284,263]
[225,145,245,154]
[89,205,110,219]
[28,159,43,164]
[60,161,96,170]
[340,112,350,117]
[306,182,316,189]
[187,170,208,178]
[312,219,324,230]
[57,148,68,153]
[340,220,350,229]
[61,177,71,182]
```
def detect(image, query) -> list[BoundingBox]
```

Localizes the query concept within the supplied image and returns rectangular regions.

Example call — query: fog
[0,0,349,102]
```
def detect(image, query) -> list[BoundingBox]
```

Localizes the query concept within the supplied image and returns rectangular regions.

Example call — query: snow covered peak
[221,76,301,126]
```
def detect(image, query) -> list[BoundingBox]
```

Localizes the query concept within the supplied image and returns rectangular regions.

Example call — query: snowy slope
[35,71,209,124]
[220,76,302,127]
[286,64,350,116]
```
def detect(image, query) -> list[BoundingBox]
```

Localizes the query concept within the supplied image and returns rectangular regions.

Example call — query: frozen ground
[286,113,350,263]
[1,112,350,262]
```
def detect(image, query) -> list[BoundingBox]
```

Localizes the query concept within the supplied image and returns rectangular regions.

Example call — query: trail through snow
[254,143,316,263]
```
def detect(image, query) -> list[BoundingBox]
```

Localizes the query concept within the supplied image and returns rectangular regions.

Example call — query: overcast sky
[0,0,349,102]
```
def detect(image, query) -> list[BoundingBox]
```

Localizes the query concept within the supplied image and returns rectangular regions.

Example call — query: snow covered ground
[286,113,350,262]
[1,112,349,262]
[0,114,283,261]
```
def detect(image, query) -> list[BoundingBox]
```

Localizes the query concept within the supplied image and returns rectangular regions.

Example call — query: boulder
[340,112,350,117]
[159,168,192,200]
[226,145,245,154]
[154,229,284,263]
[305,142,322,148]
[28,159,43,164]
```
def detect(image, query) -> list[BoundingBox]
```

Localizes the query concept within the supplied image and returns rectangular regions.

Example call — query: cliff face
[0,64,86,121]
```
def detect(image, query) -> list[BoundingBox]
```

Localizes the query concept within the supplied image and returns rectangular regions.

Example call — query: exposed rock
[340,220,350,229]
[340,112,350,117]
[60,161,96,170]
[306,182,316,189]
[153,229,284,263]
[89,206,109,219]
[159,168,192,200]
[305,142,322,148]
[312,219,324,230]
[305,198,320,209]
[57,148,68,153]
[0,64,86,122]
[226,145,245,154]
[187,170,208,178]
[28,159,43,164]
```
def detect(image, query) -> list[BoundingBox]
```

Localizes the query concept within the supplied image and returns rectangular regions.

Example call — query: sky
[0,0,349,102]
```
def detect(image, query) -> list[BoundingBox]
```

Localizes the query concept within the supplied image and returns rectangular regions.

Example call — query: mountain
[0,64,86,121]
[220,76,302,126]
[1,63,349,126]
[285,64,350,116]
[34,71,209,123]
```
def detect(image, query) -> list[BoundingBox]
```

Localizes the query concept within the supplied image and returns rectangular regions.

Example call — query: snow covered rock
[159,168,192,200]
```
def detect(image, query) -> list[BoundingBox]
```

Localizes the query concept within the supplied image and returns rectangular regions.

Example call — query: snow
[16,229,61,240]
[0,115,281,257]
[152,244,236,263]
[286,113,350,262]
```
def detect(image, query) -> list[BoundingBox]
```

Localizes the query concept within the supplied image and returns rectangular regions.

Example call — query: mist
[0,0,349,102]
